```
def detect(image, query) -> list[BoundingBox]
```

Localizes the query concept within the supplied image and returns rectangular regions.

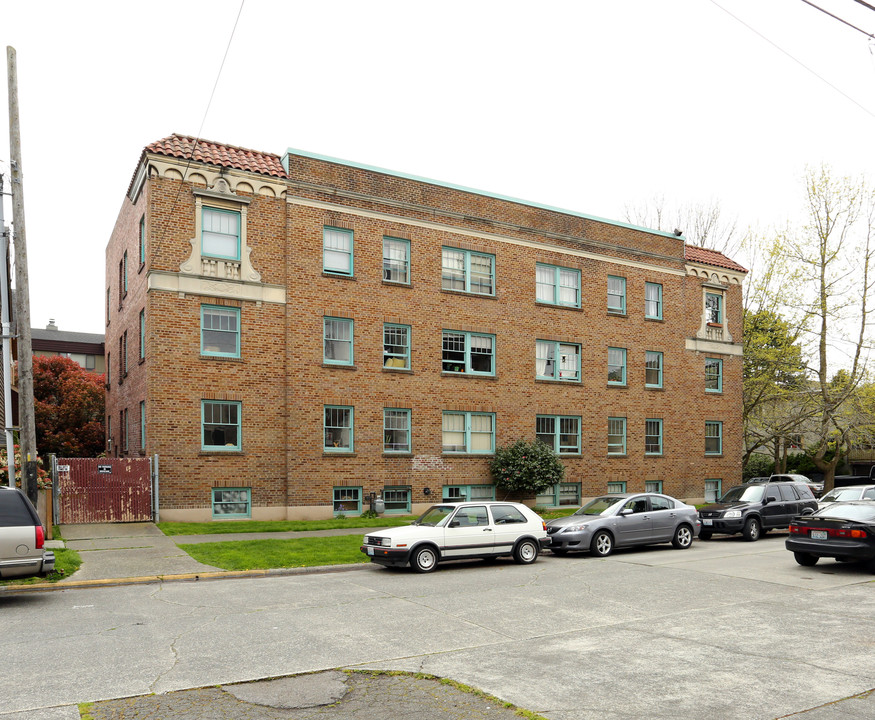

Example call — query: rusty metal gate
[52,457,155,524]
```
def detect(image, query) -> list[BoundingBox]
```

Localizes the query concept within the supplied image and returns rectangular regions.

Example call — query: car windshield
[719,485,764,503]
[820,488,863,503]
[414,505,456,527]
[573,496,625,516]
[815,504,875,522]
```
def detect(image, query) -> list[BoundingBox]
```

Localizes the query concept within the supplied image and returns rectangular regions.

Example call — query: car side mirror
[619,508,633,516]
[763,497,772,505]
[448,520,460,528]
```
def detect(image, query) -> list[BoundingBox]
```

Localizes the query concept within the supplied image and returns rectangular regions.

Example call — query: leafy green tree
[490,439,564,499]
[32,355,106,457]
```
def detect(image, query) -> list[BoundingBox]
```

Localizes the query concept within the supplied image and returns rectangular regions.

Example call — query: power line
[710,0,875,121]
[851,0,875,13]
[798,0,875,38]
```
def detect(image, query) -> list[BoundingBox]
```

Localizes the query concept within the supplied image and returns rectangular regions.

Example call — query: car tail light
[795,525,869,539]
[542,521,547,532]
[35,524,44,549]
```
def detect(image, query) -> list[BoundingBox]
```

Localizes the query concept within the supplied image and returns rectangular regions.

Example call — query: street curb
[0,562,371,594]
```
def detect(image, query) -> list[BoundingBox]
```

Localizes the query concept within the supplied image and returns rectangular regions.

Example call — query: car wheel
[672,524,693,549]
[698,530,712,541]
[742,517,761,542]
[513,539,539,564]
[590,530,613,557]
[551,548,569,556]
[411,545,439,573]
[794,552,818,567]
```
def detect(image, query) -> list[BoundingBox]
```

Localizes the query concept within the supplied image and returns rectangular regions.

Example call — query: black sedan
[786,501,875,570]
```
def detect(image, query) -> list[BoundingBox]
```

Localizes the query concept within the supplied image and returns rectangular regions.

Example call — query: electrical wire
[798,0,875,38]
[851,0,875,12]
[710,0,875,120]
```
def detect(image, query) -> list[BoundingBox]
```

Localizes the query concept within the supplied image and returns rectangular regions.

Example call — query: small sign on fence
[97,465,112,474]
[57,465,70,472]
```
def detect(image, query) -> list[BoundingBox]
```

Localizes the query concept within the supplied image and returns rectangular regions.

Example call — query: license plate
[810,530,828,540]
[702,519,713,526]
[367,547,374,555]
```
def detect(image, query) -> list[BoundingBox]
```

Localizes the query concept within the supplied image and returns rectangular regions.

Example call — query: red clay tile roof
[145,134,287,178]
[684,245,747,273]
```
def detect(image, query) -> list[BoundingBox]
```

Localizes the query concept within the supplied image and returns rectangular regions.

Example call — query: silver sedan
[546,493,701,557]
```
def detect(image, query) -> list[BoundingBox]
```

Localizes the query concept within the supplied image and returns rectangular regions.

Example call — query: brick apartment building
[105,134,746,522]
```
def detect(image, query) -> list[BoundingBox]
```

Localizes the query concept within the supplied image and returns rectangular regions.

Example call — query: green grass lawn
[179,535,369,570]
[0,547,82,586]
[158,516,416,536]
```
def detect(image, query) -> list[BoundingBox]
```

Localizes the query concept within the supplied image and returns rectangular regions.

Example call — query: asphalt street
[2,527,875,719]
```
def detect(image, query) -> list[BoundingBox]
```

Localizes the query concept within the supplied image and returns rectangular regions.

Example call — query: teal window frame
[383,236,410,284]
[442,484,496,502]
[442,331,495,375]
[122,408,129,452]
[323,317,354,366]
[536,482,581,508]
[123,251,128,294]
[122,332,128,375]
[333,487,362,515]
[536,415,581,455]
[645,418,663,455]
[139,215,146,265]
[535,263,581,307]
[323,226,354,276]
[607,275,626,314]
[645,351,663,388]
[705,478,722,502]
[383,486,411,514]
[608,417,627,455]
[201,305,240,359]
[442,411,495,454]
[106,352,111,384]
[705,421,723,455]
[140,400,146,451]
[536,340,580,382]
[706,292,723,324]
[202,207,241,261]
[607,481,627,493]
[324,405,354,453]
[212,487,251,519]
[645,480,663,494]
[201,400,241,451]
[139,309,146,360]
[383,323,410,369]
[608,347,627,385]
[383,408,411,453]
[645,282,662,319]
[441,247,495,296]
[705,357,723,392]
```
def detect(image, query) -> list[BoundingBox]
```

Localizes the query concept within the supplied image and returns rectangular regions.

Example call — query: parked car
[0,486,55,580]
[545,493,700,557]
[698,482,818,541]
[786,501,875,569]
[754,473,824,498]
[817,484,875,510]
[361,501,549,573]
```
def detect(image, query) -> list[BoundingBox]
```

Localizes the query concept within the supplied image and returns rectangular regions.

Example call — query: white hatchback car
[361,501,549,572]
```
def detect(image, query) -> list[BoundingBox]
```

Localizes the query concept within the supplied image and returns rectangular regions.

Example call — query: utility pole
[7,46,37,502]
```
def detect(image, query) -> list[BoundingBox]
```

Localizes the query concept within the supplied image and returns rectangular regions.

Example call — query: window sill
[323,363,357,370]
[138,358,146,366]
[607,310,627,318]
[442,372,498,380]
[382,366,413,373]
[199,450,244,456]
[535,378,581,385]
[382,279,412,288]
[645,317,664,322]
[323,272,356,280]
[645,385,664,391]
[705,390,723,395]
[607,454,628,458]
[534,301,582,311]
[138,262,145,274]
[440,289,497,300]
[607,383,627,389]
[202,355,245,363]
[559,453,582,458]
[442,452,495,457]
[323,451,356,456]
[705,453,724,458]
[707,322,723,328]
[383,452,414,457]
[645,453,664,458]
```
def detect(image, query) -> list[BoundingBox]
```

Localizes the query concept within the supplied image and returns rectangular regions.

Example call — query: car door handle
[483,528,493,532]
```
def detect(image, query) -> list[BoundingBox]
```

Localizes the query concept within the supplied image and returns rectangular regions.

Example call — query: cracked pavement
[2,526,875,719]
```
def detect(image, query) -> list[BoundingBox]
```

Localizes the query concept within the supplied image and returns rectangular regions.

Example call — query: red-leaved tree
[32,355,105,457]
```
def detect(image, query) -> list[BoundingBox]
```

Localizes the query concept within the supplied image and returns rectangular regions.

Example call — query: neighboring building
[31,320,105,374]
[105,134,746,521]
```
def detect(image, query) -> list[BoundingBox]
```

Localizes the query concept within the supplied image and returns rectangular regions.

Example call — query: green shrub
[490,439,564,498]
[743,454,773,481]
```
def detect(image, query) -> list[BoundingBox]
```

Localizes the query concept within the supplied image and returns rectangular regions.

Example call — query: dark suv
[0,487,55,580]
[698,482,818,541]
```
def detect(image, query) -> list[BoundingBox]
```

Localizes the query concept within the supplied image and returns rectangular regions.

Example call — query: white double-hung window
[442,411,494,454]
[536,340,580,381]
[202,207,241,260]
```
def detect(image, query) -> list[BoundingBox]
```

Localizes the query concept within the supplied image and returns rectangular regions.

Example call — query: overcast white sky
[2,0,874,334]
